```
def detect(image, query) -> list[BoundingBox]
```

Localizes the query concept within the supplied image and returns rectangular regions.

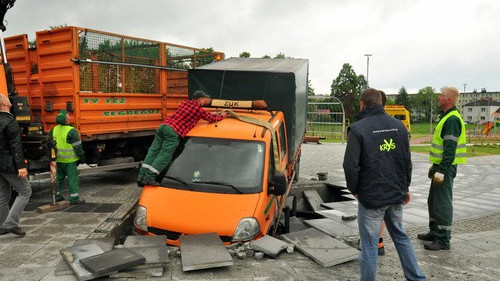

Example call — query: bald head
[0,94,12,112]
[441,87,460,105]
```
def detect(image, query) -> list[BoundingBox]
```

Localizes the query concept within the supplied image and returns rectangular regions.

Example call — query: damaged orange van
[133,58,308,245]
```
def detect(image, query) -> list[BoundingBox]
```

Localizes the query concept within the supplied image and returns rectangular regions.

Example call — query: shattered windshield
[161,137,265,194]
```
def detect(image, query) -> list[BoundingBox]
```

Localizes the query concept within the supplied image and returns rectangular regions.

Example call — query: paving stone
[316,209,357,221]
[179,232,233,271]
[79,248,146,278]
[320,201,358,214]
[249,235,289,258]
[303,189,325,211]
[288,216,309,232]
[281,228,358,267]
[59,243,104,280]
[123,235,167,248]
[305,215,359,239]
[109,265,164,278]
[124,246,169,265]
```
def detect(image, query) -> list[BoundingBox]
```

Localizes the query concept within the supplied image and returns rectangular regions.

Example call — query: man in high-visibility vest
[48,110,85,205]
[418,87,466,250]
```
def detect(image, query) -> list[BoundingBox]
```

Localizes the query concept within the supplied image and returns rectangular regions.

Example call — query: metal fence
[307,96,345,143]
[77,29,222,94]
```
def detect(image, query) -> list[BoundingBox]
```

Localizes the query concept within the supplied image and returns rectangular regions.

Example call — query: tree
[395,87,410,108]
[330,63,365,120]
[409,86,439,122]
[262,55,271,58]
[274,52,286,59]
[307,80,315,96]
[239,51,251,58]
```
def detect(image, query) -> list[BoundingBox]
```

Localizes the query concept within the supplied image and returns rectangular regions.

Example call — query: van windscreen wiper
[197,181,243,194]
[164,176,193,190]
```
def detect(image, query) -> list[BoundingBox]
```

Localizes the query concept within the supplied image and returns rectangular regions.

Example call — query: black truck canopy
[188,57,308,163]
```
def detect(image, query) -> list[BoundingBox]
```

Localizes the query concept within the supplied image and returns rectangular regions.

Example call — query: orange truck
[1,25,223,177]
[384,105,411,136]
[134,58,309,245]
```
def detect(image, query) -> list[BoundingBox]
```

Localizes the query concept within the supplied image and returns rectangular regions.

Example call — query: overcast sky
[4,0,500,95]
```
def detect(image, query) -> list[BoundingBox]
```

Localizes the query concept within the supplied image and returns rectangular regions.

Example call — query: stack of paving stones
[57,235,169,280]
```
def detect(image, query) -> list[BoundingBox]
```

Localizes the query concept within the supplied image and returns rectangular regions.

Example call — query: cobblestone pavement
[0,143,498,280]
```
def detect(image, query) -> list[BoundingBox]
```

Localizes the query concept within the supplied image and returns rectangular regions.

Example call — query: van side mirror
[269,172,287,196]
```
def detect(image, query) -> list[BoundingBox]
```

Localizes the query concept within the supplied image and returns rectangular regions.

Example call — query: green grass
[411,144,500,157]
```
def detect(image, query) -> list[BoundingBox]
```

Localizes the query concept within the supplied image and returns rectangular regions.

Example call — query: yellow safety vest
[53,125,79,163]
[429,110,467,165]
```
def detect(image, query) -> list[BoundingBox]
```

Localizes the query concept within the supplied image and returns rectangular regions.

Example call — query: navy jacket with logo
[343,105,412,209]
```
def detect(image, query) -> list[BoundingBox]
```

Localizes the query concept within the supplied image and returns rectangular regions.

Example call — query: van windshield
[161,137,266,194]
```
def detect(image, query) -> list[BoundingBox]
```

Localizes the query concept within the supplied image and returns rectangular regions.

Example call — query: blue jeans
[358,203,426,281]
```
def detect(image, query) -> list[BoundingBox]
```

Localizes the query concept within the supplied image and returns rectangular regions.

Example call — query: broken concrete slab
[249,235,289,258]
[55,237,116,276]
[123,246,169,265]
[60,243,105,280]
[304,218,358,239]
[316,209,357,221]
[288,216,309,233]
[79,248,146,278]
[122,235,167,248]
[109,265,164,278]
[320,201,358,213]
[281,228,358,267]
[303,189,325,211]
[180,233,233,271]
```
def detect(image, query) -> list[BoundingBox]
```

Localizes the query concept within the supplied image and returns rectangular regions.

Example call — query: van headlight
[134,205,148,233]
[232,217,260,242]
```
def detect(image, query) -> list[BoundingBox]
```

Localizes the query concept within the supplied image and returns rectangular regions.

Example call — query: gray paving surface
[0,143,498,280]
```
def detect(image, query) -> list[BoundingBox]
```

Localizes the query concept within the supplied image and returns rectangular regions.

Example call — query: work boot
[417,232,436,241]
[70,199,86,205]
[9,227,26,236]
[56,196,65,202]
[424,241,450,250]
[0,228,8,235]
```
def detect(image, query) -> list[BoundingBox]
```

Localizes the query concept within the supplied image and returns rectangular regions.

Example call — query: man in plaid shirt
[137,90,229,186]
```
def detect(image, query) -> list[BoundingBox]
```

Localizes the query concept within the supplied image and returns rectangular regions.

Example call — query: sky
[3,0,500,96]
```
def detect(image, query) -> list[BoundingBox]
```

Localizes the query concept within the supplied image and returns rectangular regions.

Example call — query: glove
[428,166,433,179]
[433,172,445,186]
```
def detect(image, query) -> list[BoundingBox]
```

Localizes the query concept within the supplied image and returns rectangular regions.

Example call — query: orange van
[134,105,290,245]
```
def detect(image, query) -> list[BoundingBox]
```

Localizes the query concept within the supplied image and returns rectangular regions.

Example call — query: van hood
[139,186,261,238]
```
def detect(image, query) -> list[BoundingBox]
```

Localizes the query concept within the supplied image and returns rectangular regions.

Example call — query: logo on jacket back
[380,138,396,152]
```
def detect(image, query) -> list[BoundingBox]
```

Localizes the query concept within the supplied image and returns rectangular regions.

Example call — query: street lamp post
[364,54,372,88]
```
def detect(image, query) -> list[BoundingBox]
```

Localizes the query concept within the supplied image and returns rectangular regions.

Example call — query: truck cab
[384,105,411,136]
[134,101,289,245]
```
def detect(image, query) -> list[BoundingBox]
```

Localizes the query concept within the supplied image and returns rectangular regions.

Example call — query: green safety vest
[429,110,467,165]
[53,125,79,163]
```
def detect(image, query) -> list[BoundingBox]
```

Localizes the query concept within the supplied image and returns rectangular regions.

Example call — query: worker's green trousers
[56,161,80,202]
[428,164,457,246]
[138,124,180,183]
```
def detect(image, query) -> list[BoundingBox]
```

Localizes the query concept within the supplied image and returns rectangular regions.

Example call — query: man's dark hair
[380,90,386,106]
[360,88,382,106]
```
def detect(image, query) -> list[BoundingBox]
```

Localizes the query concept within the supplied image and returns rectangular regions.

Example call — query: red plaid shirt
[162,99,223,137]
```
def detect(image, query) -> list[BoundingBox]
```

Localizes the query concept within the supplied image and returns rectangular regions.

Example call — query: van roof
[187,109,281,141]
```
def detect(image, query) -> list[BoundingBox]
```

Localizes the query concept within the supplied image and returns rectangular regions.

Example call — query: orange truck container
[133,58,309,245]
[4,26,224,174]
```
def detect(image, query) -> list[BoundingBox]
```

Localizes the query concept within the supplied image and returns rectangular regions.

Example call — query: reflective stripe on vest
[53,125,79,163]
[429,110,467,165]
